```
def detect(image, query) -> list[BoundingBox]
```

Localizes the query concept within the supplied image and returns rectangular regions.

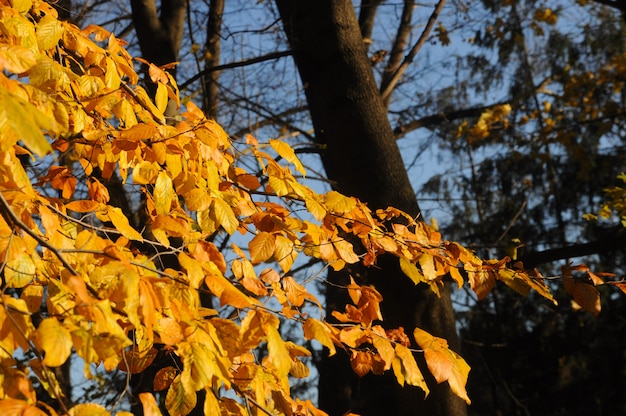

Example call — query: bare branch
[380,0,416,107]
[179,50,293,90]
[380,0,446,103]
[393,103,503,138]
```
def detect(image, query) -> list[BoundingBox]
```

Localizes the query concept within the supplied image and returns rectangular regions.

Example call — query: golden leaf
[34,318,72,367]
[105,206,143,241]
[266,324,291,378]
[155,82,168,113]
[4,254,36,288]
[324,191,357,214]
[212,199,239,235]
[154,318,184,346]
[0,44,37,73]
[154,172,174,215]
[269,138,306,176]
[204,273,254,309]
[393,344,428,393]
[68,403,110,416]
[249,231,276,264]
[399,257,423,285]
[274,235,297,273]
[36,14,64,50]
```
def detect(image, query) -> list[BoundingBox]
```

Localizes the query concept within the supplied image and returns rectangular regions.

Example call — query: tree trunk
[275,1,466,415]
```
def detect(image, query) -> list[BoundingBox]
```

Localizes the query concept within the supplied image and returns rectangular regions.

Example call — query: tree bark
[275,1,466,415]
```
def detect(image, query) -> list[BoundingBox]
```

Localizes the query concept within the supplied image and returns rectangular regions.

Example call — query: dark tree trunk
[275,1,466,415]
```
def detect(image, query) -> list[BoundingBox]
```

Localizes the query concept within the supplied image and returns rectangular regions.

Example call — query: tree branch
[179,50,292,90]
[518,227,626,268]
[393,102,505,138]
[380,0,446,103]
[380,0,416,107]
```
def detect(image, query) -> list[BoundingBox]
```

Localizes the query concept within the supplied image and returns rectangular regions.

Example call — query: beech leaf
[34,318,72,367]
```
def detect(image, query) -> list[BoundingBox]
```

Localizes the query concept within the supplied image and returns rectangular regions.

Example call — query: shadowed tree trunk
[275,1,466,415]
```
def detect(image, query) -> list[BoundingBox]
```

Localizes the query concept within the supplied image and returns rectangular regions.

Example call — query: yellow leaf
[334,238,359,264]
[393,344,429,393]
[154,172,174,215]
[399,257,423,285]
[36,14,64,50]
[266,324,291,378]
[324,191,356,214]
[179,342,215,392]
[178,252,204,289]
[418,253,437,281]
[4,254,36,288]
[303,318,336,356]
[0,399,47,416]
[212,198,239,235]
[34,318,72,367]
[249,231,276,264]
[269,139,306,176]
[155,82,168,113]
[12,0,32,13]
[274,234,297,273]
[68,403,110,416]
[414,327,471,404]
[0,89,52,157]
[305,196,326,221]
[106,206,143,241]
[204,273,254,309]
[371,330,395,371]
[0,44,37,73]
[105,56,120,90]
[133,160,159,184]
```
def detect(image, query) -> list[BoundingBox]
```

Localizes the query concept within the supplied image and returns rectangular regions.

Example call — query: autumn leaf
[270,138,306,176]
[139,392,164,416]
[414,327,471,404]
[399,257,423,285]
[563,275,601,316]
[303,318,337,356]
[34,318,73,367]
[68,403,111,416]
[392,344,429,394]
[249,231,276,264]
[165,375,197,416]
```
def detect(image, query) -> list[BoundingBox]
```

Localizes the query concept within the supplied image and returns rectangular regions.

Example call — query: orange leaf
[563,276,601,317]
[392,344,428,393]
[350,350,373,377]
[414,327,471,404]
[154,367,178,392]
[139,392,164,416]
